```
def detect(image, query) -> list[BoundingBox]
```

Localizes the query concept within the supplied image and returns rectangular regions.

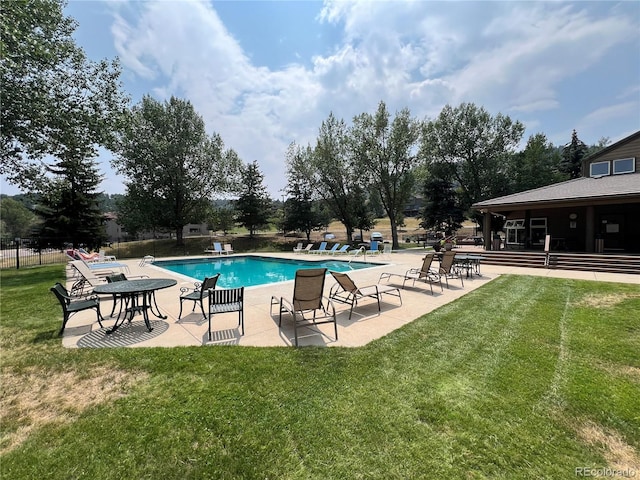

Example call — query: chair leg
[59,312,70,336]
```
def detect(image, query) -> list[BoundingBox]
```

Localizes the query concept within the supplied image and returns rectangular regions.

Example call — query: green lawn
[1,266,638,479]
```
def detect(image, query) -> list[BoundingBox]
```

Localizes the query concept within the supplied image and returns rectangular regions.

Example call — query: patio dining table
[453,254,485,278]
[93,278,177,333]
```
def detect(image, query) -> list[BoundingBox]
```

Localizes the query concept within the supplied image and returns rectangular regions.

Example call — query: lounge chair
[208,287,244,341]
[205,242,224,255]
[329,271,402,320]
[332,245,351,255]
[223,244,234,255]
[178,274,220,320]
[439,251,464,288]
[300,244,314,254]
[309,242,327,254]
[369,241,382,255]
[325,243,341,254]
[379,253,442,294]
[68,260,111,295]
[139,255,155,267]
[50,282,104,335]
[293,242,303,253]
[77,248,100,261]
[84,259,129,272]
[98,249,117,262]
[270,268,337,346]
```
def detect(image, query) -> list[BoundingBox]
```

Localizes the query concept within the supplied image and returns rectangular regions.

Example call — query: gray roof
[473,172,640,209]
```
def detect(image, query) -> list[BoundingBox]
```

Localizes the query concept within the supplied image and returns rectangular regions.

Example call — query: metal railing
[0,237,68,269]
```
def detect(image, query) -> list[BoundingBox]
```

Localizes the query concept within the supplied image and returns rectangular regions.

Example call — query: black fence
[0,237,68,270]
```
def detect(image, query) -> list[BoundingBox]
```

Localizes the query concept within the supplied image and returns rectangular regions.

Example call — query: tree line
[1,0,604,249]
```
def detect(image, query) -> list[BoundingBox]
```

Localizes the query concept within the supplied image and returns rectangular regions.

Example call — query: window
[613,158,635,175]
[590,161,610,177]
[504,219,525,245]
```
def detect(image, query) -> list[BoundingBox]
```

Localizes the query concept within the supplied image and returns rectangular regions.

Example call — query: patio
[60,249,639,348]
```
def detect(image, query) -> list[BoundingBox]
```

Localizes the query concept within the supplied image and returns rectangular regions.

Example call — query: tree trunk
[175,227,184,246]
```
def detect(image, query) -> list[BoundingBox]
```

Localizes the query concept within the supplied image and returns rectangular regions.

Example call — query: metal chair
[270,268,337,346]
[439,251,464,288]
[178,274,220,320]
[50,283,104,335]
[207,287,244,341]
[329,271,402,320]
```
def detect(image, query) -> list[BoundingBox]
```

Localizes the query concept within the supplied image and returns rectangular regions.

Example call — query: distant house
[103,213,209,242]
[473,130,640,253]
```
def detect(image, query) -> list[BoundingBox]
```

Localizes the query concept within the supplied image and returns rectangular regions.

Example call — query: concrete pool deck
[61,249,640,349]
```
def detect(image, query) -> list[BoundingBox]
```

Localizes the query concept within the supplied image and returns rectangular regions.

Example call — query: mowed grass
[1,266,638,479]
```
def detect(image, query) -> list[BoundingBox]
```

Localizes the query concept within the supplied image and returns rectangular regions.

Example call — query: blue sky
[3,0,639,198]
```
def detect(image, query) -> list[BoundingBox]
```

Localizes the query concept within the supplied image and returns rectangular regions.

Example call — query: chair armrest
[279,297,294,314]
[180,281,201,294]
[328,283,343,297]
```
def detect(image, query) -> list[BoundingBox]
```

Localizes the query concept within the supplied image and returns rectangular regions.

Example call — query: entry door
[529,218,547,247]
[600,214,624,250]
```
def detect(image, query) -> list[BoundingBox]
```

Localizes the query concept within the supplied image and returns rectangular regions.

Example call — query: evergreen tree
[235,161,272,237]
[35,147,106,248]
[420,169,464,237]
[560,130,588,179]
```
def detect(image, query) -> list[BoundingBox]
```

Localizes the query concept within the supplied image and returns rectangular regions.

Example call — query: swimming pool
[154,255,380,288]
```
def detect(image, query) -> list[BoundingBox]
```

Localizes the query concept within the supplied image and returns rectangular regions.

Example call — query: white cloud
[106,0,639,196]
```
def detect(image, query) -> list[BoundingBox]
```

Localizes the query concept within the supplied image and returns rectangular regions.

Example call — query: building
[473,130,640,253]
[104,212,209,242]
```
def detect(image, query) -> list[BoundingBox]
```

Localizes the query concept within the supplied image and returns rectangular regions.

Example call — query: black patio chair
[208,287,244,341]
[50,282,104,335]
[178,274,220,320]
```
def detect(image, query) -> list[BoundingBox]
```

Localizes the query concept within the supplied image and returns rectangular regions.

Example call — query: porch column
[585,205,595,252]
[482,211,492,250]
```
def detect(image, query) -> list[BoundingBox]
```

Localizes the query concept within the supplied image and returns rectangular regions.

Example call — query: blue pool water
[154,255,379,288]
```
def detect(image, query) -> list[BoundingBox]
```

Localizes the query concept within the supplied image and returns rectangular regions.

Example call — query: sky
[2,0,639,198]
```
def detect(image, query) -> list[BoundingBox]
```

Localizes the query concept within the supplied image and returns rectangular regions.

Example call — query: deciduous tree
[311,113,365,242]
[1,0,128,190]
[507,133,565,193]
[0,197,38,238]
[112,96,241,245]
[420,103,524,210]
[351,101,420,249]
[284,143,328,242]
